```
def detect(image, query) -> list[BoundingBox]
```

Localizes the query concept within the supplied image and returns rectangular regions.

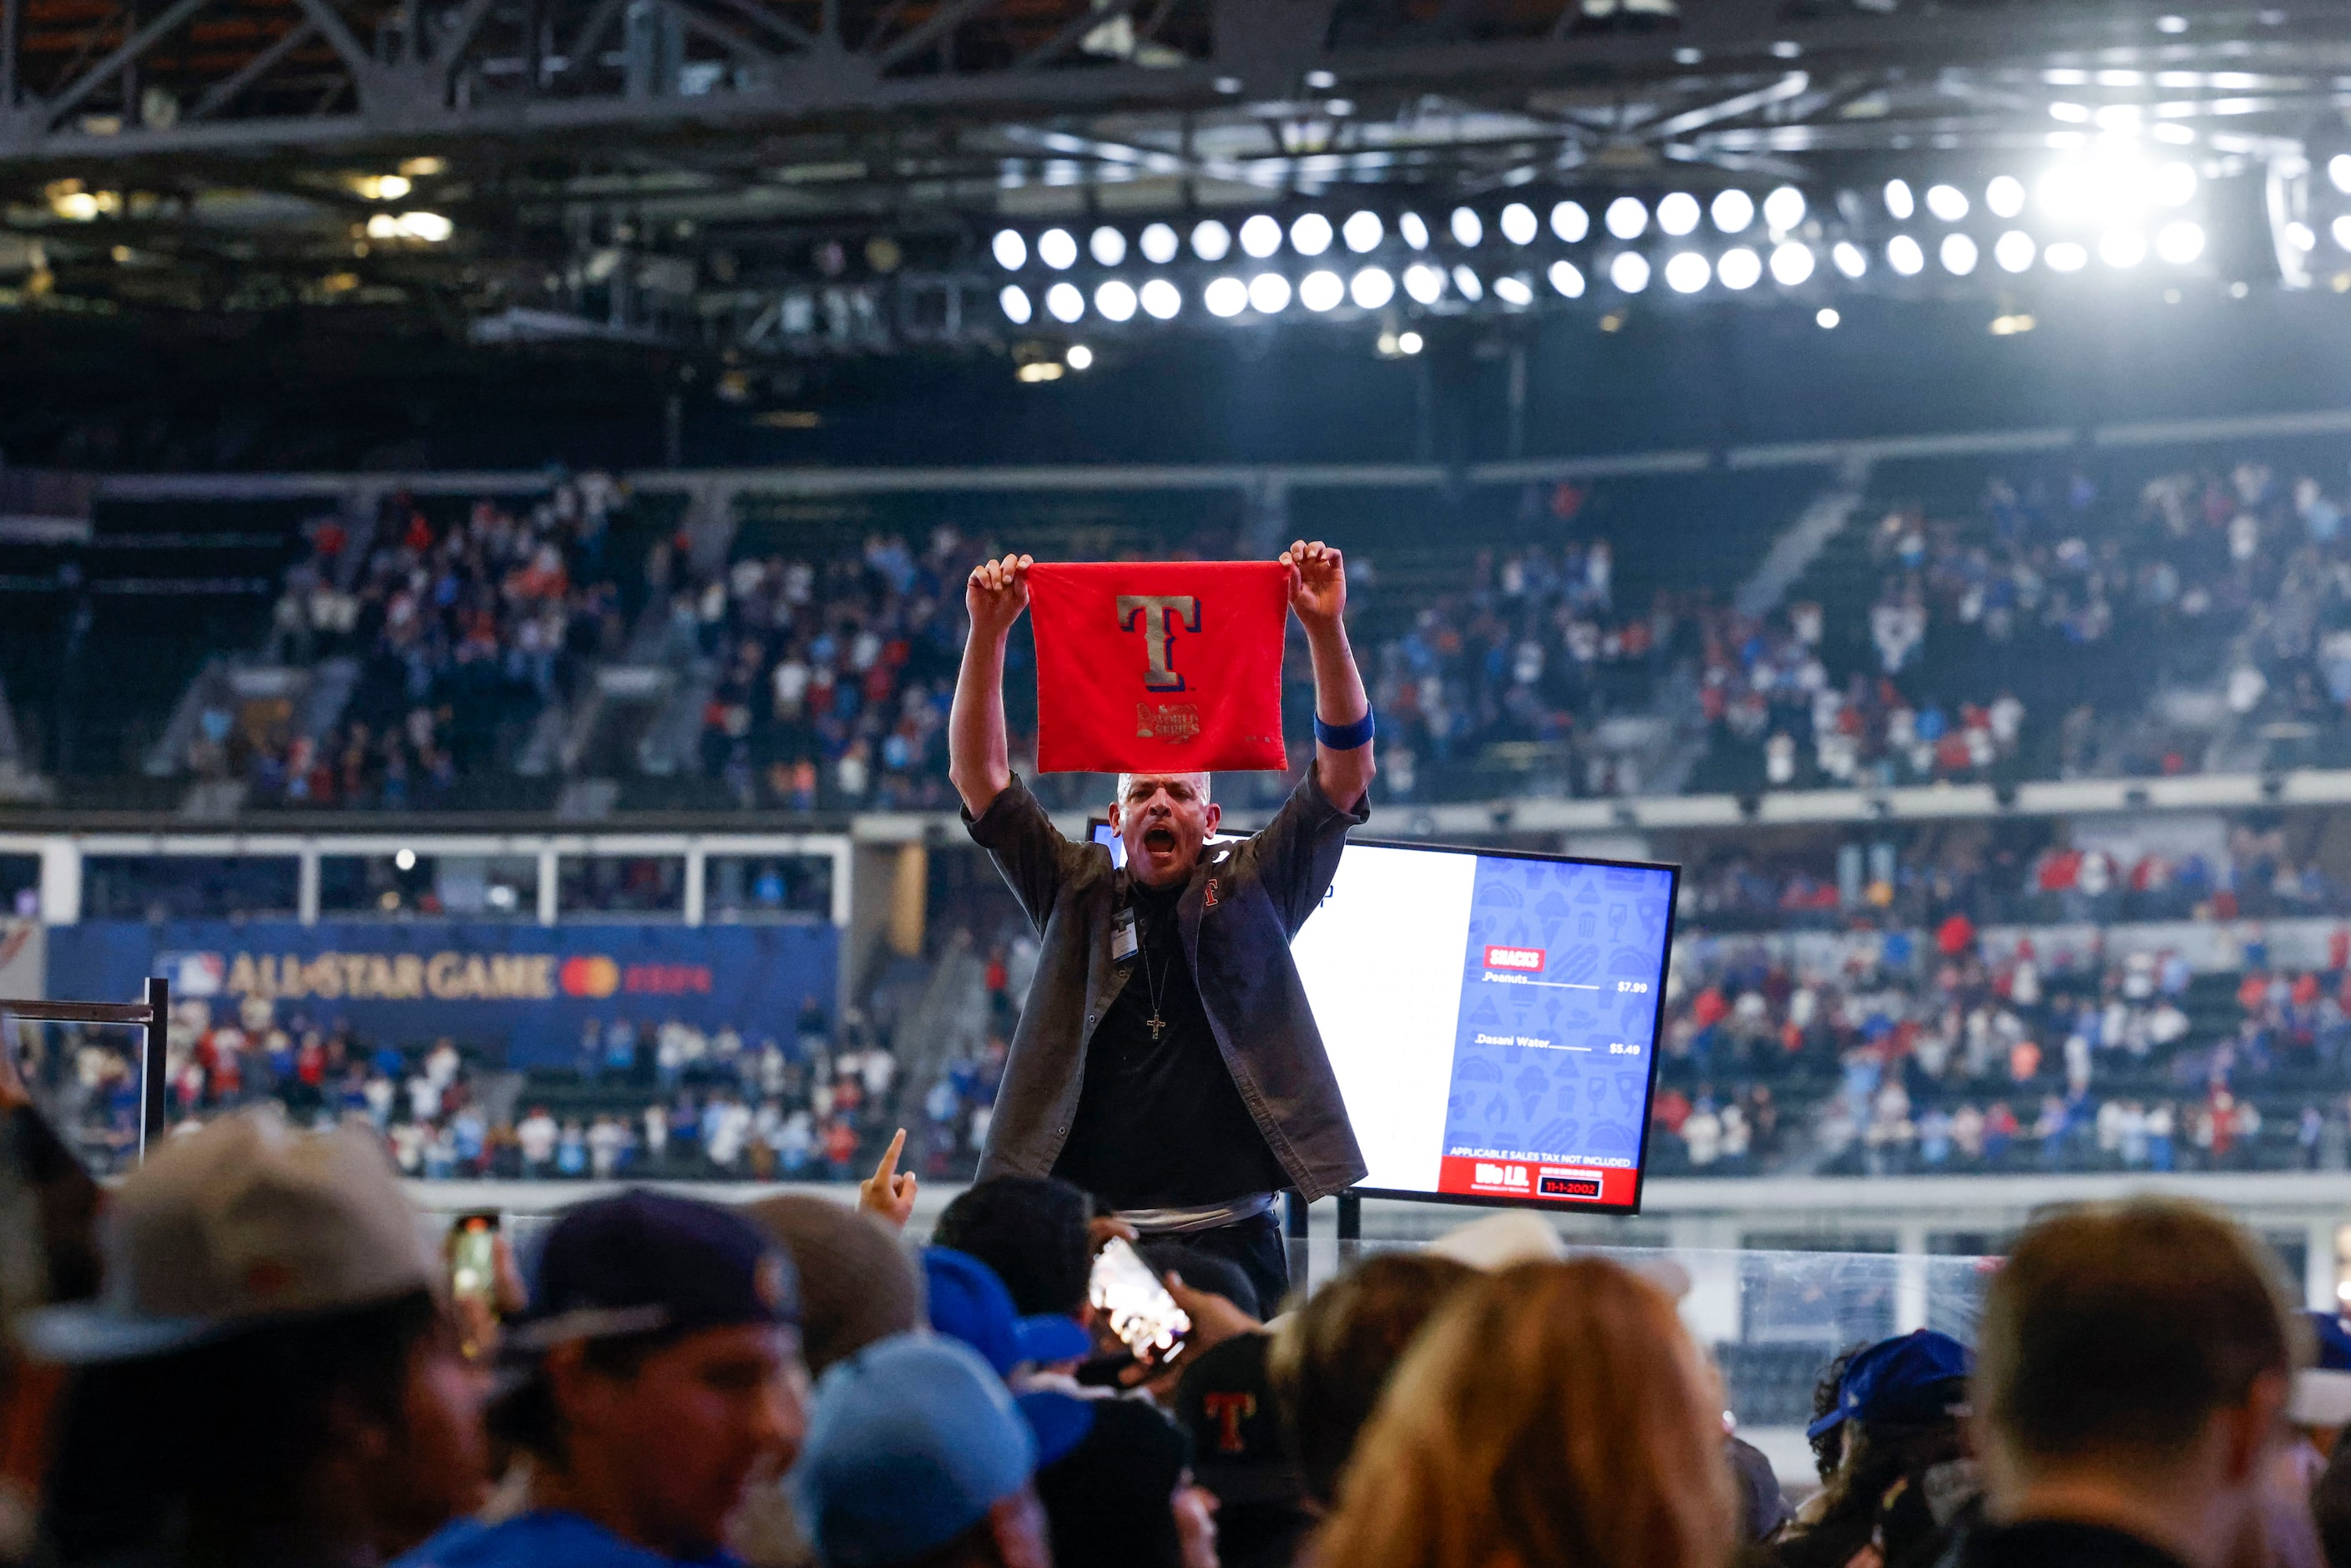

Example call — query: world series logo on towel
[1026,562,1291,773]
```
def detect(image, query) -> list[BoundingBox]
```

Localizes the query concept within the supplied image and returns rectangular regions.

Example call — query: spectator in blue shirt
[399,1191,806,1568]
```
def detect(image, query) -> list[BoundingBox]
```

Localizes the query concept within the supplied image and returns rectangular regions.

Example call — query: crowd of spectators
[1679,815,2348,936]
[681,529,972,813]
[1699,450,2351,794]
[197,473,645,807]
[12,989,1000,1188]
[1647,915,2351,1178]
[199,471,1711,809]
[128,443,2351,817]
[8,1063,2347,1568]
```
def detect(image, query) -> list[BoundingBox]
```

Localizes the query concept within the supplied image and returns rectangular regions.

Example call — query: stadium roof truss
[0,0,2348,346]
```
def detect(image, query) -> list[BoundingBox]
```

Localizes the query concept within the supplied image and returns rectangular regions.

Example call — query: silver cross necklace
[1135,902,1170,1042]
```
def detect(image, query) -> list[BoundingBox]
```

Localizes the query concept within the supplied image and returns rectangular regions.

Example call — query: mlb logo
[1484,945,1545,972]
[158,951,225,999]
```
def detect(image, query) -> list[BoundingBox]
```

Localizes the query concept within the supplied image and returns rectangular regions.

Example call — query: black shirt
[1954,1520,2193,1568]
[1050,878,1287,1209]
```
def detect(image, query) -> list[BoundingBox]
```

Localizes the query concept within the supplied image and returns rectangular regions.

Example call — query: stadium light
[999,285,1033,324]
[2049,100,2091,122]
[2333,154,2351,195]
[1986,176,2026,218]
[2290,220,2318,252]
[371,210,452,241]
[1762,186,1806,230]
[2100,227,2146,266]
[1240,215,1283,258]
[1941,233,1979,274]
[1192,220,1233,261]
[1247,272,1291,312]
[1066,344,1094,371]
[1451,266,1484,301]
[1204,276,1247,316]
[1550,201,1590,242]
[1342,211,1384,253]
[1095,280,1138,321]
[1926,185,1969,222]
[1664,250,1711,292]
[2045,240,2089,271]
[1398,331,1424,354]
[1888,235,1924,275]
[1299,270,1345,311]
[1450,207,1484,246]
[1609,251,1651,291]
[1499,202,1538,245]
[1816,306,1840,328]
[1549,260,1585,297]
[1400,212,1431,250]
[1140,223,1179,264]
[1403,262,1445,302]
[1711,190,1755,234]
[1833,240,1868,278]
[2155,220,2203,263]
[2335,215,2351,251]
[1292,213,1335,256]
[1657,193,1701,236]
[1045,281,1084,321]
[1883,179,1914,220]
[1039,228,1078,269]
[1140,278,1182,319]
[992,230,1028,270]
[1090,226,1126,266]
[1605,197,1649,240]
[1769,241,1814,285]
[2153,161,2197,206]
[1718,246,1762,290]
[1494,274,1534,306]
[1995,230,2037,271]
[1350,267,1395,308]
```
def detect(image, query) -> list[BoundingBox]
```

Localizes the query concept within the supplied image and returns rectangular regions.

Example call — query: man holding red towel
[947,541,1374,1313]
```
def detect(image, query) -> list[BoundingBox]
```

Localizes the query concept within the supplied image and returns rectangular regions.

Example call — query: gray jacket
[964,770,1371,1203]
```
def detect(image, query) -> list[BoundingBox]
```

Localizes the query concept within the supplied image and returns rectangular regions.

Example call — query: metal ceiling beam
[3,0,2347,166]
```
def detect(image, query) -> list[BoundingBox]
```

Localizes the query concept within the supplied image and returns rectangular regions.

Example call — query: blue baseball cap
[2293,1312,2351,1425]
[1807,1329,1973,1439]
[921,1247,1093,1374]
[791,1334,1036,1568]
[505,1190,798,1353]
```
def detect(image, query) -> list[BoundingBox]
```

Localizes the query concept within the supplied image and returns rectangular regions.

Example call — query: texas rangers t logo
[1115,594,1201,692]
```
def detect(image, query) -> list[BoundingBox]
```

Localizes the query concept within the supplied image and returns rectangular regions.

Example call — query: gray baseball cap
[17,1106,435,1363]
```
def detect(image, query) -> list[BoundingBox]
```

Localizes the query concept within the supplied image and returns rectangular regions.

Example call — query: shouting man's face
[1111,773,1219,888]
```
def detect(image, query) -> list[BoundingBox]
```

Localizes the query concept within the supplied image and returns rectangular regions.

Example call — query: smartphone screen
[1088,1237,1191,1363]
[448,1211,499,1307]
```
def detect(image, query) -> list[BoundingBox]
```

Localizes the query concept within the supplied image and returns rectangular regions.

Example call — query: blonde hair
[1312,1257,1737,1568]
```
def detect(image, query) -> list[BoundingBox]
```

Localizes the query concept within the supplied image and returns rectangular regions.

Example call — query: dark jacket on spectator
[963,769,1369,1202]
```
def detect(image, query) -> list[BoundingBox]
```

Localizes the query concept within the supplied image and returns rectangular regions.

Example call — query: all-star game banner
[48,920,837,1066]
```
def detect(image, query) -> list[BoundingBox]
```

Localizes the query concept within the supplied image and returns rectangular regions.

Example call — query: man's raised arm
[1281,539,1376,811]
[948,551,1034,819]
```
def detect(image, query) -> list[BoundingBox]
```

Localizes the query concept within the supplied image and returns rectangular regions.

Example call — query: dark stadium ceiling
[1,0,2349,359]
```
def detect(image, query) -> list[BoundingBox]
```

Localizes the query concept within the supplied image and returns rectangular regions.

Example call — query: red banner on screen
[1437,1156,1638,1207]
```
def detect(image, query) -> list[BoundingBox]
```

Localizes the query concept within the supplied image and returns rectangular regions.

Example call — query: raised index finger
[872,1126,906,1181]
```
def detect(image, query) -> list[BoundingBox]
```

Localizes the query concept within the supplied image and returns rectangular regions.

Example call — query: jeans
[1160,1208,1291,1320]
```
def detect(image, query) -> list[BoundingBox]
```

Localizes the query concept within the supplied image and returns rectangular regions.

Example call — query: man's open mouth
[1143,827,1178,852]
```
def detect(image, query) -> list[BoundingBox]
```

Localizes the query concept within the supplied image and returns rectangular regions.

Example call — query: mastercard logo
[559,955,621,998]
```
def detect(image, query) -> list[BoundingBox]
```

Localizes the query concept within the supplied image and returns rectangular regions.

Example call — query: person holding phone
[948,541,1375,1313]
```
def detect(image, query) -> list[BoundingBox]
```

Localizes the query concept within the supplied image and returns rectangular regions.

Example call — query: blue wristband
[1313,708,1376,751]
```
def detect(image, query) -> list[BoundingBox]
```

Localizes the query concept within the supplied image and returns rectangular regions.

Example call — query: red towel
[1027,561,1290,774]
